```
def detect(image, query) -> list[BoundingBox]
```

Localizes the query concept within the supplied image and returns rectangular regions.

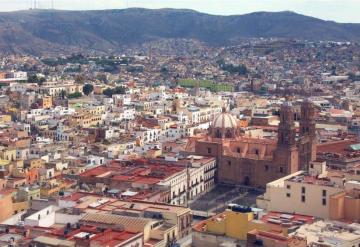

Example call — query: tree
[113,86,126,95]
[60,90,66,99]
[102,86,126,97]
[67,92,82,99]
[75,74,85,84]
[83,83,94,96]
[28,75,45,85]
[217,60,248,75]
[103,88,114,97]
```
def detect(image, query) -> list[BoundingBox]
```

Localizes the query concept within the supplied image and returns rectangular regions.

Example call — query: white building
[185,106,222,125]
[25,205,82,227]
[86,155,105,166]
[257,161,359,219]
[294,221,360,247]
[113,94,131,106]
[136,127,162,144]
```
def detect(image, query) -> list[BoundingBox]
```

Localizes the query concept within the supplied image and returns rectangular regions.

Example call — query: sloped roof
[81,213,154,232]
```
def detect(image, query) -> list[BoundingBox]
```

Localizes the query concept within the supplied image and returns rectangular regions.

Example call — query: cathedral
[193,100,317,187]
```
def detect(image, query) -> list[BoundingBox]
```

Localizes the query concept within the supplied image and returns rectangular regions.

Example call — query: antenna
[51,0,54,9]
[34,0,37,9]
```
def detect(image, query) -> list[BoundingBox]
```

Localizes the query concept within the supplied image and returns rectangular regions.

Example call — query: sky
[0,0,359,23]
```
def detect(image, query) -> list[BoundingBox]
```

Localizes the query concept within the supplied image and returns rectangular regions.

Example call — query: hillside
[0,8,360,55]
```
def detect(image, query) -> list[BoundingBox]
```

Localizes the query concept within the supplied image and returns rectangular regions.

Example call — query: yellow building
[193,205,314,247]
[88,105,106,115]
[41,96,53,109]
[196,206,268,241]
[0,159,11,171]
[17,186,41,202]
[12,201,29,215]
[69,112,102,128]
[40,179,75,197]
[24,158,45,169]
[0,114,11,124]
[0,148,17,161]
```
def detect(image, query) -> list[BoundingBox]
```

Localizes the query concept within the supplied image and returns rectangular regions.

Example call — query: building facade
[194,101,317,187]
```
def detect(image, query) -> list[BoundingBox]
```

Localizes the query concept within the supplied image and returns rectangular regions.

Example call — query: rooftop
[61,193,190,216]
[295,221,360,244]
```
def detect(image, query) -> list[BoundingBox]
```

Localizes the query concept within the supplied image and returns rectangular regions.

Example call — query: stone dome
[212,112,238,129]
[210,110,239,139]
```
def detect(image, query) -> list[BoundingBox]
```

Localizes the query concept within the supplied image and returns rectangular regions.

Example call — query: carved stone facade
[194,100,316,187]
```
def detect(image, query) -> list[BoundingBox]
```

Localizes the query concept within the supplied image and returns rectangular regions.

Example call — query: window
[310,164,314,169]
[322,198,326,206]
[237,147,241,153]
[216,129,221,138]
[286,185,291,189]
[301,187,306,194]
[227,160,231,166]
[207,148,211,154]
[265,165,269,171]
[322,190,327,197]
[279,167,284,173]
[301,195,305,203]
[286,193,291,198]
[255,149,259,155]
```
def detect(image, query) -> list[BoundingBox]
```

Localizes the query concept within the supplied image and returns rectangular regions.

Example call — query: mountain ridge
[0,8,360,55]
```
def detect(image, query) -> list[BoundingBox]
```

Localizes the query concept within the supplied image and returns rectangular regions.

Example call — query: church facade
[194,100,316,187]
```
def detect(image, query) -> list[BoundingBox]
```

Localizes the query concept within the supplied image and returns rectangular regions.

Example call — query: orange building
[12,167,39,185]
[330,189,360,222]
[26,168,39,185]
[0,190,14,222]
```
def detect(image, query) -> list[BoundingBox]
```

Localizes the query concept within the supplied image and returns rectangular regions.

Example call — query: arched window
[216,129,222,138]
[237,147,241,153]
[225,130,232,138]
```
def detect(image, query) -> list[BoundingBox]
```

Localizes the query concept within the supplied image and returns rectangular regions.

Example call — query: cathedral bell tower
[278,102,296,147]
[299,99,317,171]
[274,101,299,174]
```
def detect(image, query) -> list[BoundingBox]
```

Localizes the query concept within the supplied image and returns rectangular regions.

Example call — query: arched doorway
[244,176,250,186]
